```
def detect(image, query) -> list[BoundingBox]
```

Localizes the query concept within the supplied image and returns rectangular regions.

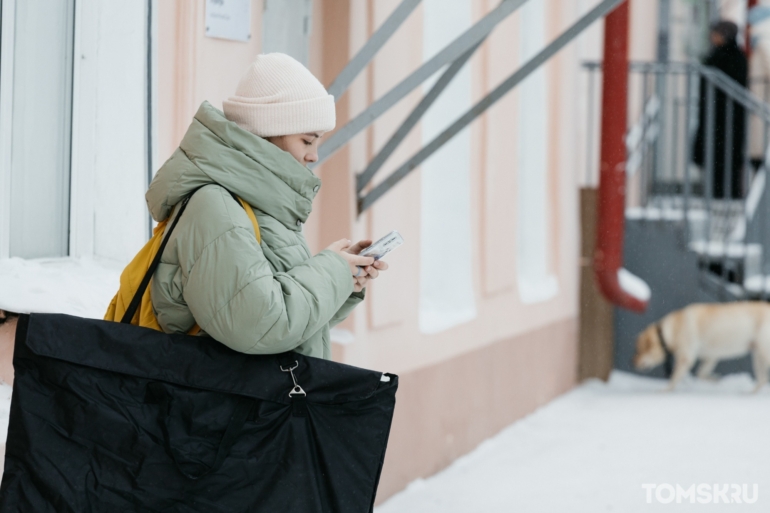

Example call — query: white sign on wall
[205,0,251,42]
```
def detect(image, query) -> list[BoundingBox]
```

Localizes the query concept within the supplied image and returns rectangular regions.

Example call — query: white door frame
[0,0,16,259]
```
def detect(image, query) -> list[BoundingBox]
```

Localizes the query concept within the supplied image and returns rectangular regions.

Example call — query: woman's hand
[325,240,375,282]
[344,239,390,293]
[351,260,389,292]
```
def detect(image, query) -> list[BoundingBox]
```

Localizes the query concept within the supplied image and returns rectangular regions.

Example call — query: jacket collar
[148,101,321,231]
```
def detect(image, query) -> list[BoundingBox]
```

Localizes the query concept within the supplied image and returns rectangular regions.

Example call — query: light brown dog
[633,302,770,392]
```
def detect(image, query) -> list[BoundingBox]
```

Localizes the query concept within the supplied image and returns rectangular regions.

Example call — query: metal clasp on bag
[280,360,306,397]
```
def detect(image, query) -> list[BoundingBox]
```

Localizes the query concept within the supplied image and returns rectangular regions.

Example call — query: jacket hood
[146,101,322,231]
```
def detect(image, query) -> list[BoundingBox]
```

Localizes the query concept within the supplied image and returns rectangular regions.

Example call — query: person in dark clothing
[693,20,749,199]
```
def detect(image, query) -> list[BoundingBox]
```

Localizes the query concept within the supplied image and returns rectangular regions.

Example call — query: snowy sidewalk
[0,257,121,318]
[376,372,770,512]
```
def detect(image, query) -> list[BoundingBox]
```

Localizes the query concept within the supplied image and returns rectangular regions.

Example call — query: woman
[146,53,385,358]
[692,20,748,199]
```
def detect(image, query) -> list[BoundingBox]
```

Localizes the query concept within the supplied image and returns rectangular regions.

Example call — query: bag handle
[146,383,253,480]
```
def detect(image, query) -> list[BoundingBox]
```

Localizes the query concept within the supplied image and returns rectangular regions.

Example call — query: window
[516,0,558,303]
[262,0,312,66]
[419,0,477,334]
[2,0,75,258]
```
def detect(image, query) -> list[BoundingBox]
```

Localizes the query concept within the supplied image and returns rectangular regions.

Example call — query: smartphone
[359,230,404,261]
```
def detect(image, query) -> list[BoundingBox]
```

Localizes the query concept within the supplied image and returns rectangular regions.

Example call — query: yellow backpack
[105,192,261,335]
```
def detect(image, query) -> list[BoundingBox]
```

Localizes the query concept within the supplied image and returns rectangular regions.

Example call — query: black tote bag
[0,313,397,512]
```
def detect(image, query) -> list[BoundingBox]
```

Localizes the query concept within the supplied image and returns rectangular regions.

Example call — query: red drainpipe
[594,0,648,312]
[747,0,759,60]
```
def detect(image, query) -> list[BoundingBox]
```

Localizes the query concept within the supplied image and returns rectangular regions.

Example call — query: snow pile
[377,371,770,512]
[618,267,651,302]
[0,257,122,319]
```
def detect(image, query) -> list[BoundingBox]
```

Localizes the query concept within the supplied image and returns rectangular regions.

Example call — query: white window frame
[0,0,17,259]
[70,0,154,258]
[69,0,99,258]
[516,0,558,304]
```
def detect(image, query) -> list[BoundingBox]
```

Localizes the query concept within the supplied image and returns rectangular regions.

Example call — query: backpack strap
[120,195,193,324]
[226,191,262,244]
[121,188,262,325]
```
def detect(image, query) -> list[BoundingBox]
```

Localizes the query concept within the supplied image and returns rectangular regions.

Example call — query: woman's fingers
[363,260,387,278]
[326,239,351,252]
[347,239,373,255]
[352,275,367,291]
[354,260,387,281]
[347,254,375,268]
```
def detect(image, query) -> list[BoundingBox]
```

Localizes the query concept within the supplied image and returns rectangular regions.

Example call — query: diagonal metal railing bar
[356,40,484,193]
[316,0,531,166]
[585,60,770,123]
[701,66,770,121]
[327,0,422,101]
[358,0,626,213]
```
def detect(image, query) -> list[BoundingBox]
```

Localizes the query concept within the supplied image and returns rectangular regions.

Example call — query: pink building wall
[153,0,658,502]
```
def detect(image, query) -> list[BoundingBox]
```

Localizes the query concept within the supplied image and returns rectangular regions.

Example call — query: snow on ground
[0,257,122,319]
[377,371,770,512]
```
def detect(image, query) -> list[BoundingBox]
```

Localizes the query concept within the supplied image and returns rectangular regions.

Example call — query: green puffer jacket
[146,101,363,359]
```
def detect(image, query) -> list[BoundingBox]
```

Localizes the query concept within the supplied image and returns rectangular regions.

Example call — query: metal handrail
[356,0,627,213]
[322,0,631,215]
[317,0,532,166]
[355,39,484,194]
[584,61,770,123]
[326,0,422,101]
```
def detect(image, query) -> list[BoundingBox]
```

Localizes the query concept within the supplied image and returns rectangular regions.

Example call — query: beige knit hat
[223,53,336,138]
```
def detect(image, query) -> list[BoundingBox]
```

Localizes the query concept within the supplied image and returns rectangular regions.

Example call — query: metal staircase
[585,60,770,302]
